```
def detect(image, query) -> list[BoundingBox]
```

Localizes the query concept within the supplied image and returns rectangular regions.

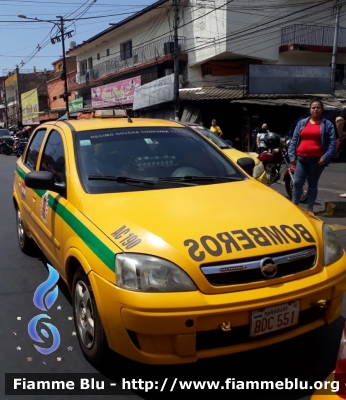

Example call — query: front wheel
[4,146,13,155]
[72,268,108,366]
[285,177,308,203]
[16,208,35,254]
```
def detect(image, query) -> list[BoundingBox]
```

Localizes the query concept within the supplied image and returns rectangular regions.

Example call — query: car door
[32,128,68,273]
[15,128,47,240]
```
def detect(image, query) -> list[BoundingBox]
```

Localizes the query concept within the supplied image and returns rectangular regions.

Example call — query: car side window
[24,129,46,170]
[39,130,66,184]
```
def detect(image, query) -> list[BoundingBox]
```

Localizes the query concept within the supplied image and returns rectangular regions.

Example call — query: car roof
[48,117,186,132]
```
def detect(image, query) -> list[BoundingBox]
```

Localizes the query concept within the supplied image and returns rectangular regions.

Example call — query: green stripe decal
[16,165,115,272]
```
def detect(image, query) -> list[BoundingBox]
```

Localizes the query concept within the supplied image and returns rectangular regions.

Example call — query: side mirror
[224,139,233,147]
[237,157,255,176]
[25,171,66,195]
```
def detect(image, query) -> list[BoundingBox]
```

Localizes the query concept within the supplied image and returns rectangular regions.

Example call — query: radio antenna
[110,88,133,123]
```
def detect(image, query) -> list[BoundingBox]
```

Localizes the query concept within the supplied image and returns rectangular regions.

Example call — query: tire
[72,268,108,366]
[16,147,24,158]
[16,208,35,254]
[4,146,12,155]
[285,177,308,203]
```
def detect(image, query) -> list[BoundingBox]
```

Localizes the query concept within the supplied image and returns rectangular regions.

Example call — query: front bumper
[89,254,346,365]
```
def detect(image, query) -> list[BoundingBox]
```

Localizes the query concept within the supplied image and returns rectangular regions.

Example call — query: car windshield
[75,126,245,194]
[0,129,10,137]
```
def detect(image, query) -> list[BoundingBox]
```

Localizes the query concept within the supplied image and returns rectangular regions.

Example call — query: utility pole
[2,81,8,128]
[18,14,73,118]
[53,16,71,118]
[330,0,342,96]
[16,65,22,126]
[173,0,180,121]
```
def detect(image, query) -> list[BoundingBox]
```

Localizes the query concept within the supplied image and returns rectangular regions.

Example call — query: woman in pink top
[288,100,336,216]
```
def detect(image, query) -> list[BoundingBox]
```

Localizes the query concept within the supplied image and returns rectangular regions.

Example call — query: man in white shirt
[256,123,269,153]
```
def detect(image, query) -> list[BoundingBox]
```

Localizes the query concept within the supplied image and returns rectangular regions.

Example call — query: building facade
[46,56,77,114]
[66,0,346,143]
[3,67,53,127]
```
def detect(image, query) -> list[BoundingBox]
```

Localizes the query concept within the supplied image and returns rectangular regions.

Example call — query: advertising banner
[91,76,141,108]
[21,88,39,125]
[133,74,174,110]
[69,97,83,112]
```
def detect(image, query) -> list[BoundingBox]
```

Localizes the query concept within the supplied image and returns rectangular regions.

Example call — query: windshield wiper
[87,175,196,186]
[88,175,156,185]
[159,175,242,182]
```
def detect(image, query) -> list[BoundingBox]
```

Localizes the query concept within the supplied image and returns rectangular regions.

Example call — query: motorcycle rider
[256,123,269,153]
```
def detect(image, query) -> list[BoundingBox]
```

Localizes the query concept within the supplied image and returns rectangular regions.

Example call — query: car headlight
[323,224,344,266]
[115,253,197,292]
[253,161,265,178]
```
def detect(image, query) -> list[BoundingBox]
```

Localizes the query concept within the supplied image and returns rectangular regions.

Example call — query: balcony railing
[76,36,187,84]
[281,24,346,47]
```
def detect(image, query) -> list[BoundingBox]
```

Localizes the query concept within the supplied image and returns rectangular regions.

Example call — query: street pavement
[0,154,346,400]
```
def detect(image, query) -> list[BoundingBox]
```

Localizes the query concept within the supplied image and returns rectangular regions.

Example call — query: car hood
[79,179,319,270]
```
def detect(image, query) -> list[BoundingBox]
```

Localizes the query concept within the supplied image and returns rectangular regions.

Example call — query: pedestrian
[210,119,223,137]
[335,109,346,198]
[256,123,269,153]
[288,100,336,216]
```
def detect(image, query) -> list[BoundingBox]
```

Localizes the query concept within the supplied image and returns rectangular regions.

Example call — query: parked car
[182,122,266,184]
[0,128,12,140]
[13,110,346,366]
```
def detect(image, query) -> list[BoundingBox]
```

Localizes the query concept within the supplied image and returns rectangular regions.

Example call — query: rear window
[74,126,244,193]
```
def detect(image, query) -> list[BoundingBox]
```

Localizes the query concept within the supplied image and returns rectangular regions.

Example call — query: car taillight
[335,323,346,398]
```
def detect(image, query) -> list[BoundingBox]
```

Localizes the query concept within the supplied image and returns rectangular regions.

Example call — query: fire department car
[13,109,346,365]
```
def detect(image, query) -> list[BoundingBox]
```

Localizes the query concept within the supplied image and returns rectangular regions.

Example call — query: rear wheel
[16,147,24,157]
[16,208,35,254]
[285,177,308,203]
[72,268,108,366]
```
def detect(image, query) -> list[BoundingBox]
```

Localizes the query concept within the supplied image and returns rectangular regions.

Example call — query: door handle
[32,196,36,203]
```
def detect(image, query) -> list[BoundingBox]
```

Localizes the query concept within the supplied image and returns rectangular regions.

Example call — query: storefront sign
[133,74,174,110]
[69,97,83,112]
[21,88,39,125]
[91,76,141,108]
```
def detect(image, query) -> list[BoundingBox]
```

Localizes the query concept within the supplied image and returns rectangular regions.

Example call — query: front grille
[201,246,316,286]
[196,306,324,351]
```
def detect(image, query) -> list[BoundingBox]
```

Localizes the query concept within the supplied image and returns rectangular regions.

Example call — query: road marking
[328,224,346,231]
[319,187,346,195]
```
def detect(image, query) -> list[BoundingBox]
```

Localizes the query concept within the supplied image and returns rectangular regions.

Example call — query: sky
[0,0,154,75]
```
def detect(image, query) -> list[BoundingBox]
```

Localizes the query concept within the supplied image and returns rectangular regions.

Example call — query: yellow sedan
[13,110,346,366]
[184,123,267,184]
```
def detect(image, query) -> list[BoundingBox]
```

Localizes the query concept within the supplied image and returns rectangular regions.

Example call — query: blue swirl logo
[28,264,60,355]
[28,314,60,354]
[33,264,59,311]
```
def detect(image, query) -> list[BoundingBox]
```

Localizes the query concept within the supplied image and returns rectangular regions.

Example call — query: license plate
[250,300,300,337]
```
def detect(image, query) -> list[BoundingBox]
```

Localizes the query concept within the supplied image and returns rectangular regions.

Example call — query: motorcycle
[13,140,28,157]
[0,140,14,155]
[258,134,308,203]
